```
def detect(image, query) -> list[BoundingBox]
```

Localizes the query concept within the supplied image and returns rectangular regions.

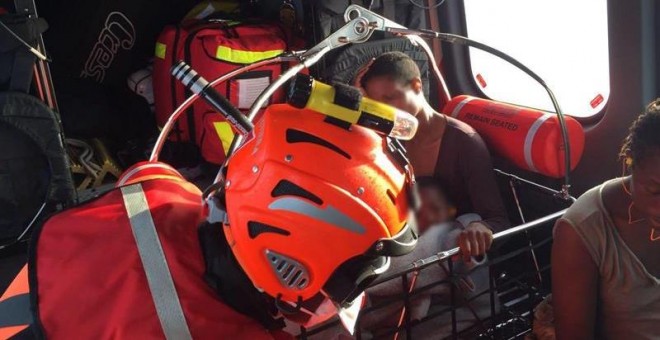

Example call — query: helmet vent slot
[248,221,291,239]
[386,189,396,205]
[272,180,323,205]
[286,128,351,159]
[266,250,310,290]
[289,270,303,286]
[323,116,352,130]
[283,264,295,279]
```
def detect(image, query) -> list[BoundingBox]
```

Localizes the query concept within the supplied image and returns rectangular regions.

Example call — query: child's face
[417,186,453,234]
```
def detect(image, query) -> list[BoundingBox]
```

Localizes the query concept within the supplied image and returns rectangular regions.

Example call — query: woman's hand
[457,222,493,263]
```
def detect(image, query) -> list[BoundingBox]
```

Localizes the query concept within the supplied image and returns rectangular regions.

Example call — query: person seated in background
[552,99,660,339]
[359,177,496,339]
[357,51,510,262]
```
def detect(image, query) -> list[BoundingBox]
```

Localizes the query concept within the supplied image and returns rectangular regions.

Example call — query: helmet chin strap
[197,221,286,331]
[275,294,304,314]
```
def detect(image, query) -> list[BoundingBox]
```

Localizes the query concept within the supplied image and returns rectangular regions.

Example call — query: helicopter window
[464,0,609,118]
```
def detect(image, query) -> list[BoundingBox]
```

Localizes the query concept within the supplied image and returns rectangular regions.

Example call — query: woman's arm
[552,220,599,340]
[460,131,510,233]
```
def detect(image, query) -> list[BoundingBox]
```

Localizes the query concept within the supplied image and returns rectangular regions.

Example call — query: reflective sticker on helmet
[268,197,366,234]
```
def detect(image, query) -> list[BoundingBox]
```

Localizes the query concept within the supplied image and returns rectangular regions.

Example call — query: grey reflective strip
[268,197,366,234]
[523,114,553,172]
[121,184,193,340]
[450,96,474,118]
[0,293,31,327]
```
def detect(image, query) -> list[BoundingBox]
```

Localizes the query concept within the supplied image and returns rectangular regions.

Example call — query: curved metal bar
[494,169,577,202]
[407,35,452,104]
[387,28,573,199]
[372,209,567,285]
[223,46,334,160]
[149,55,301,162]
[344,4,451,104]
[212,46,334,185]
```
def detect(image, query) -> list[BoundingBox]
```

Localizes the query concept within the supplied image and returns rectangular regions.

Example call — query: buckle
[206,195,229,225]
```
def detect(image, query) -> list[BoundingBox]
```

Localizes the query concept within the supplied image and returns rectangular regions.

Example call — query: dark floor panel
[0,241,28,295]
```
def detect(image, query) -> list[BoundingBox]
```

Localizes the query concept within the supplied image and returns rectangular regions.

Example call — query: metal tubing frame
[149,55,301,162]
[152,5,457,193]
[300,208,561,339]
[369,209,565,287]
[221,46,333,162]
[343,4,451,103]
[388,27,575,200]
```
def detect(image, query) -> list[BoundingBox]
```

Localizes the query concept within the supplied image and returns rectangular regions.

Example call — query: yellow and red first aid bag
[153,20,299,165]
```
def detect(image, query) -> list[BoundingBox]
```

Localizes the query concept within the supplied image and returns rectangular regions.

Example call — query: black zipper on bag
[170,25,183,141]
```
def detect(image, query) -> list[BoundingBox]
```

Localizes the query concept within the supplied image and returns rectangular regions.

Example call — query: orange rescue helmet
[222,104,418,307]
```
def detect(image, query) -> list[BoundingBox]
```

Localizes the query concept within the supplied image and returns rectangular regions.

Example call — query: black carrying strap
[0,92,75,205]
[9,49,33,93]
[198,221,285,331]
[0,14,48,92]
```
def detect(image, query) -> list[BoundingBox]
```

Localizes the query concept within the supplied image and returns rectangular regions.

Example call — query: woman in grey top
[552,99,660,339]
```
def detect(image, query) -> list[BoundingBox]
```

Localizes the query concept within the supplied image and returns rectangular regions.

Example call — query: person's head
[221,106,418,330]
[620,98,660,226]
[360,51,425,116]
[415,177,456,233]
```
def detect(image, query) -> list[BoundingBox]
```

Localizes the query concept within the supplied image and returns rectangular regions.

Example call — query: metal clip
[343,5,407,31]
[206,196,229,225]
[302,15,374,57]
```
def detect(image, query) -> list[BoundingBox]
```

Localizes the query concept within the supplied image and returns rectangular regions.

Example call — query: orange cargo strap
[121,183,193,340]
[0,265,31,338]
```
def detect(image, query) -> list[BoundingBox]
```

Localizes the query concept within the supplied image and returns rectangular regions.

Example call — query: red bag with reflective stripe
[153,21,298,165]
[28,162,285,339]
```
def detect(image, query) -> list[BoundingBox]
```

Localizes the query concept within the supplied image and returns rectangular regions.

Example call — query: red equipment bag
[28,162,285,339]
[153,20,295,165]
[443,95,585,178]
